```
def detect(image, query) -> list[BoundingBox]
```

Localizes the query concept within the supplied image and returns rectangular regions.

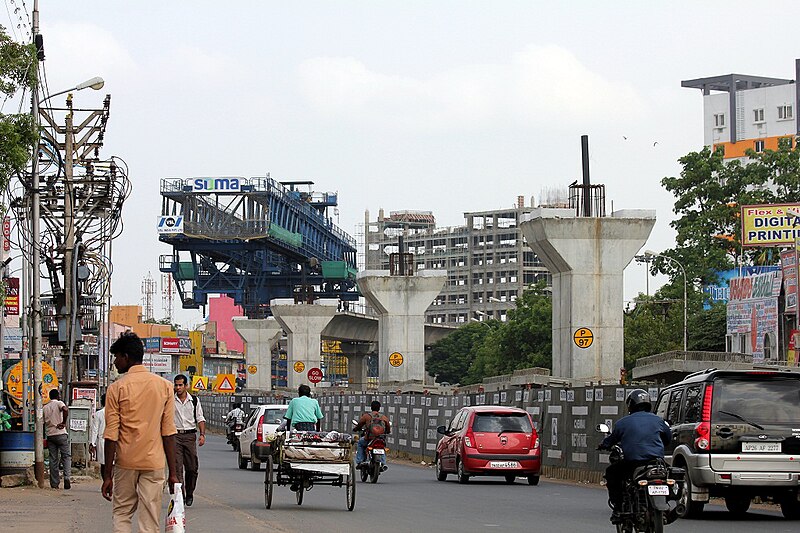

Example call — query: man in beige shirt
[102,332,178,533]
[43,388,70,489]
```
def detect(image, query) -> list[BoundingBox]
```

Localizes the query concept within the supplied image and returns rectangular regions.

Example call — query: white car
[237,404,287,470]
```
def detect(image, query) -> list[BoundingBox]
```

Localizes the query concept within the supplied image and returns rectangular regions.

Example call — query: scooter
[596,423,684,533]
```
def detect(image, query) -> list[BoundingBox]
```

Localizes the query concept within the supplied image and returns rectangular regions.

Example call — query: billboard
[157,215,184,234]
[741,203,800,247]
[702,266,779,308]
[727,270,782,363]
[3,276,19,315]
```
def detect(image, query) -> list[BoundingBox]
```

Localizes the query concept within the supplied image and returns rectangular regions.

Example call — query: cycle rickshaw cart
[264,431,356,511]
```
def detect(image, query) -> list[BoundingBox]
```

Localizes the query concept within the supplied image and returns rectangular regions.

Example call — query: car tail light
[531,434,540,450]
[693,383,713,451]
[464,428,476,448]
[256,414,265,441]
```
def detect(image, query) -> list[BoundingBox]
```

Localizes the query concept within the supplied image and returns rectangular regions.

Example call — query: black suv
[654,369,800,519]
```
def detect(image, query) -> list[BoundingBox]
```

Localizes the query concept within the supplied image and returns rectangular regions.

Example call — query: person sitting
[353,400,391,471]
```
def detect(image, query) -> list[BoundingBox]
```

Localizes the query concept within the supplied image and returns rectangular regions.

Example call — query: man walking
[89,394,107,480]
[173,374,206,507]
[103,332,178,533]
[43,388,70,489]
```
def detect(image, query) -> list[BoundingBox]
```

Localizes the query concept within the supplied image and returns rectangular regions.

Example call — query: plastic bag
[165,482,186,533]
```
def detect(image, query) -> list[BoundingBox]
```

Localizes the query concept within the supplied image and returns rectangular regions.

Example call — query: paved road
[194,435,794,533]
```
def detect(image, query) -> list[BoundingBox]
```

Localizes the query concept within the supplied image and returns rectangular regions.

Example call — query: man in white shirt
[173,374,206,507]
[89,393,107,479]
[43,388,70,489]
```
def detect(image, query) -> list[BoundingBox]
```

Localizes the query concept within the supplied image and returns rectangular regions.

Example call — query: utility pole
[62,103,76,399]
[31,0,46,488]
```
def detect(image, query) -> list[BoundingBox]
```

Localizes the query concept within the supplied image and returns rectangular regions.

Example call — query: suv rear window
[712,377,800,426]
[472,412,532,433]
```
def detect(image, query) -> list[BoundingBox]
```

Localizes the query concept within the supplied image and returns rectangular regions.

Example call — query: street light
[28,74,105,487]
[644,250,688,352]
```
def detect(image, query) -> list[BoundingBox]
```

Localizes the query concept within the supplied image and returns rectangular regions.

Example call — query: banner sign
[727,270,781,363]
[143,353,171,373]
[780,251,798,314]
[157,215,184,234]
[160,337,191,354]
[702,266,779,308]
[189,177,241,193]
[741,203,800,247]
[3,276,19,315]
[144,337,161,353]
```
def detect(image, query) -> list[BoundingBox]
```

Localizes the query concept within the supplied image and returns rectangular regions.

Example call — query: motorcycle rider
[599,389,671,522]
[353,400,391,471]
[225,403,245,443]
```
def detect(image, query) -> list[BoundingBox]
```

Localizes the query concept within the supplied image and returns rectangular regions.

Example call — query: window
[753,108,764,122]
[666,389,683,425]
[779,136,794,149]
[714,113,726,127]
[778,105,793,120]
[754,140,765,152]
[655,392,669,420]
[683,385,703,423]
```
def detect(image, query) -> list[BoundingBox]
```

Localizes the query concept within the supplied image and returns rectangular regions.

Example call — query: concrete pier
[232,316,283,392]
[520,208,655,383]
[270,299,338,390]
[357,270,446,387]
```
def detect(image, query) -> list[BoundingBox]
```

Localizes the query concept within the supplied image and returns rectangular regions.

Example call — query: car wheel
[237,448,248,470]
[724,491,751,516]
[457,459,469,484]
[780,490,800,520]
[527,475,540,486]
[676,467,704,519]
[504,475,515,484]
[435,455,447,482]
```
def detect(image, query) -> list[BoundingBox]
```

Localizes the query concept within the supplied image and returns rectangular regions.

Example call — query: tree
[426,321,495,385]
[0,26,38,190]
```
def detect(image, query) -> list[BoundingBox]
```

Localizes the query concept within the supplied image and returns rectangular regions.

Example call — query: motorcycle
[353,420,388,483]
[226,421,244,451]
[596,424,684,533]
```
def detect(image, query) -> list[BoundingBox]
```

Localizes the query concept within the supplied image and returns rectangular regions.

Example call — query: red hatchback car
[435,405,541,485]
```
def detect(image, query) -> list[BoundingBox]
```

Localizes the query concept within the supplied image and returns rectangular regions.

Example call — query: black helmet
[626,389,652,414]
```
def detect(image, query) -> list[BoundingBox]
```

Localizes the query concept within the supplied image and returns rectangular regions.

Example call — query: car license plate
[647,485,669,496]
[742,442,781,453]
[372,449,385,455]
[489,461,520,469]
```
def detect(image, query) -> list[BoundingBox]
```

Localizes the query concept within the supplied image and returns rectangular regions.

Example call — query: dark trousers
[176,432,199,497]
[293,422,316,431]
[47,434,71,488]
[605,460,650,510]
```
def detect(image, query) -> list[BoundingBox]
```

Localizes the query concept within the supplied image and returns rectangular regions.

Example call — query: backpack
[191,395,198,425]
[367,412,386,438]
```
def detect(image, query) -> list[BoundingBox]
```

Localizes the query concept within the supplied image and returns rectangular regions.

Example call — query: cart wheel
[346,462,356,511]
[264,456,274,509]
[296,481,304,506]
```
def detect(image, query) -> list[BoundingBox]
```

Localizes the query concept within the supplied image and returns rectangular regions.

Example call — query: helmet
[626,389,652,414]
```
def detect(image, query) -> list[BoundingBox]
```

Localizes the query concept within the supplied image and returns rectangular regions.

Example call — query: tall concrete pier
[232,316,283,392]
[270,299,338,389]
[520,208,655,382]
[357,270,446,386]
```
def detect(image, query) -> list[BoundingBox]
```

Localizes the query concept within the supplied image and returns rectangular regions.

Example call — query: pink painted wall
[208,295,245,353]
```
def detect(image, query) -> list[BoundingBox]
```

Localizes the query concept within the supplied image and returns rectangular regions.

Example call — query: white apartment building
[682,59,799,162]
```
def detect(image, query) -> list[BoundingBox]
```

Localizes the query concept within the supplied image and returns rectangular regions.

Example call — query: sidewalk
[0,476,112,532]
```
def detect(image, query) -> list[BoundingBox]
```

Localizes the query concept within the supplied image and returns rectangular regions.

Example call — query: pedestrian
[89,393,107,480]
[283,384,323,432]
[102,332,178,533]
[173,373,206,507]
[43,388,70,490]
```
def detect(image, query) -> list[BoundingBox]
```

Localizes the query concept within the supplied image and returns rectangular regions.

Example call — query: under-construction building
[362,196,552,325]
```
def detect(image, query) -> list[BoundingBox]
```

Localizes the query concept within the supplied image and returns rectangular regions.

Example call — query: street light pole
[645,250,688,352]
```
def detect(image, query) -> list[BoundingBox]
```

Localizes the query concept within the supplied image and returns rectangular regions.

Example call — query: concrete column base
[233,317,283,392]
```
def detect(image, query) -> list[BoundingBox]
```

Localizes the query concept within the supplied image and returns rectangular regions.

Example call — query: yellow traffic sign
[573,328,594,349]
[247,365,258,374]
[214,374,236,393]
[190,375,209,392]
[389,352,404,367]
[293,361,305,373]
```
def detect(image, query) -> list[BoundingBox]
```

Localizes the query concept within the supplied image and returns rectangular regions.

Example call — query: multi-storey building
[682,59,799,162]
[362,196,552,326]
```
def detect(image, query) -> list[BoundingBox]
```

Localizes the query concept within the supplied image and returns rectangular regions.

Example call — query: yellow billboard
[741,203,800,247]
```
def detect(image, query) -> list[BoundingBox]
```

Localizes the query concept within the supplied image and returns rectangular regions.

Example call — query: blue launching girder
[158,175,358,318]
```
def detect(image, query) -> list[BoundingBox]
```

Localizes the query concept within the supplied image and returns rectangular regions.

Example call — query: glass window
[683,385,703,423]
[754,140,765,152]
[471,412,533,433]
[753,108,764,122]
[712,377,800,425]
[262,408,286,425]
[655,392,670,420]
[666,389,683,425]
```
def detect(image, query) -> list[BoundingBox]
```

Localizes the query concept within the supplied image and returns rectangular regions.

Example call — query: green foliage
[0,26,38,191]
[687,302,727,352]
[428,283,552,385]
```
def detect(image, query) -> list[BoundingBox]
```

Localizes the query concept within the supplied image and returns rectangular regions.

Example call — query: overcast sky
[3,1,798,328]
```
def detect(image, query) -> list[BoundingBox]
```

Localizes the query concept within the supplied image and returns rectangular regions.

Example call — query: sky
[2,1,798,329]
